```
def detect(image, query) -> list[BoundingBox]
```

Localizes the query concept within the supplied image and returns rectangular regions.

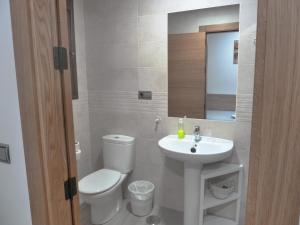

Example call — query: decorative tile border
[236,93,253,122]
[89,91,167,114]
[87,90,253,122]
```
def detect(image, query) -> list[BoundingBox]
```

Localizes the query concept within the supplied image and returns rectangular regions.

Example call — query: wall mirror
[168,5,240,121]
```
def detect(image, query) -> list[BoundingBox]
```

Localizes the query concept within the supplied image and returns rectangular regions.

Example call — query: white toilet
[79,134,135,225]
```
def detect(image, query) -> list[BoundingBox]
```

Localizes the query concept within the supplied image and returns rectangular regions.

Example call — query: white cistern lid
[102,134,135,144]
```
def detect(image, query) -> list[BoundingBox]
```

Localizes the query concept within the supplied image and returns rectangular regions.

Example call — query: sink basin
[158,135,234,164]
[158,135,234,225]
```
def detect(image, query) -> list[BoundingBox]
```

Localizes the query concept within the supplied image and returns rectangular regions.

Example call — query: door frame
[199,22,239,33]
[199,22,239,118]
[9,1,80,225]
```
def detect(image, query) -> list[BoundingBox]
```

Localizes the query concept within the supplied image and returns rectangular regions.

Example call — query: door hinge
[64,177,77,200]
[53,46,68,71]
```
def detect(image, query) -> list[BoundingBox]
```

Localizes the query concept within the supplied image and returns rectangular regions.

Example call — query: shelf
[199,163,243,225]
[204,191,240,209]
[201,163,243,179]
[204,215,237,225]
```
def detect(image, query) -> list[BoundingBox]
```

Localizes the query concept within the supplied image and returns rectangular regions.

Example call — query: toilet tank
[102,135,135,174]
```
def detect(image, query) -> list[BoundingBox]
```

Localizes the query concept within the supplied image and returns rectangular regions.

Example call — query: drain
[146,215,161,225]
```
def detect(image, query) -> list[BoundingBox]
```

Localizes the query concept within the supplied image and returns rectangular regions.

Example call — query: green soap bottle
[177,118,185,139]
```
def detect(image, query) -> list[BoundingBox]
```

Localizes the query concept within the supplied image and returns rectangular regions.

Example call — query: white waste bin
[128,180,155,216]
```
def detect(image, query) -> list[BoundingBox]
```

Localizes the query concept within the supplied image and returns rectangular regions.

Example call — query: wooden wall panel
[246,0,300,224]
[10,0,75,225]
[168,33,206,119]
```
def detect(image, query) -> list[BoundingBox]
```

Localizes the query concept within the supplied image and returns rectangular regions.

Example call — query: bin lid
[79,169,121,195]
[128,180,155,195]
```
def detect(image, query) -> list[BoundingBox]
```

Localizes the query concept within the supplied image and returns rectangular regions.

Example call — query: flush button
[0,143,10,164]
[138,91,152,100]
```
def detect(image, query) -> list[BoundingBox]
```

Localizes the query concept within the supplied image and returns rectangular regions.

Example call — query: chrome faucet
[193,125,201,142]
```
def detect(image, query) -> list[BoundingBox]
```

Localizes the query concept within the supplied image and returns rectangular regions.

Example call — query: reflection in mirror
[168,5,240,121]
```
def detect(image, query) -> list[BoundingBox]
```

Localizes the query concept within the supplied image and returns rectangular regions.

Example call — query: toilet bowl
[80,169,127,224]
[79,135,135,225]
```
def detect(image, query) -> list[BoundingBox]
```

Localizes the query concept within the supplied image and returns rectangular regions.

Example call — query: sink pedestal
[158,135,234,225]
[184,162,203,225]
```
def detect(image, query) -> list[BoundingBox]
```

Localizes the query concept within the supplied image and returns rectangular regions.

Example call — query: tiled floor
[80,200,183,225]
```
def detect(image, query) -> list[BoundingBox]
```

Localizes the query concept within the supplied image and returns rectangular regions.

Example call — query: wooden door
[246,0,300,224]
[10,0,79,225]
[168,32,206,119]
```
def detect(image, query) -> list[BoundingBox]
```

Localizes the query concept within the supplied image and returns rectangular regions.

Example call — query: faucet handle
[194,125,200,133]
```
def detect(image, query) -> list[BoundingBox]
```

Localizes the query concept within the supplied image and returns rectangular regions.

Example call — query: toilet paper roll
[75,141,82,160]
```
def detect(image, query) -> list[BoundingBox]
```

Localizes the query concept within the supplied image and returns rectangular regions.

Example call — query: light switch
[0,143,10,164]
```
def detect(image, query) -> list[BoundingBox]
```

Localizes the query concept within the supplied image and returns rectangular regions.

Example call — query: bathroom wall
[0,1,32,225]
[82,0,256,223]
[207,31,239,95]
[72,0,93,180]
[168,5,239,34]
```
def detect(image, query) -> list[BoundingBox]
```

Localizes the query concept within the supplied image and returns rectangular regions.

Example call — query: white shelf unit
[199,163,243,225]
[204,215,238,225]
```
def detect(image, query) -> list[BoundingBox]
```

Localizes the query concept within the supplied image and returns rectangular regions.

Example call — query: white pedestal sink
[158,135,234,225]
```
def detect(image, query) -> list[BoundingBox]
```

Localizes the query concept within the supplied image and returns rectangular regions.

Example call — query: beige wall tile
[237,64,255,94]
[138,15,167,42]
[138,41,166,67]
[138,0,167,16]
[138,67,167,92]
[86,43,138,71]
[73,0,92,180]
[88,68,138,92]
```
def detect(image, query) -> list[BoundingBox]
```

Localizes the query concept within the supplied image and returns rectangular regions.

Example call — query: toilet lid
[79,169,121,195]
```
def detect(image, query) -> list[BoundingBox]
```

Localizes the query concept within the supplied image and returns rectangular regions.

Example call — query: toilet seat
[79,169,121,195]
